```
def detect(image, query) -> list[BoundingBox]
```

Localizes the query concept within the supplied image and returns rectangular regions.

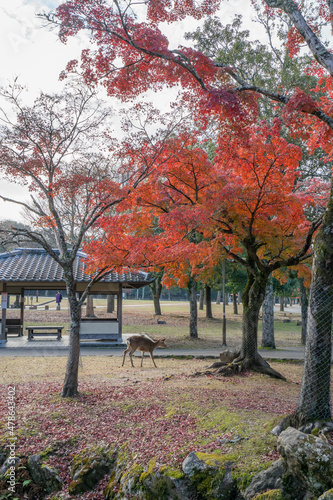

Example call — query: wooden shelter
[0,248,153,345]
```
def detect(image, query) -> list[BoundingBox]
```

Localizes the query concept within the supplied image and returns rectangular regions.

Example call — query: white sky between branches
[0,0,261,221]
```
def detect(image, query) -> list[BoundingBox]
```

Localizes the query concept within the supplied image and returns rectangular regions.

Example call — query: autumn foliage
[86,122,322,286]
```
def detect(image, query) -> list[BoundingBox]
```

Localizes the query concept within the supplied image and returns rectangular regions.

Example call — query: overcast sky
[0,0,258,222]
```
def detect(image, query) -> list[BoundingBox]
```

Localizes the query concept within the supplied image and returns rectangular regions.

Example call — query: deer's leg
[129,350,135,367]
[122,347,131,367]
[149,351,157,368]
[141,351,145,367]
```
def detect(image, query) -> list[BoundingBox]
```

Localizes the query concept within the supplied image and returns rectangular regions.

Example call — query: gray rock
[182,451,208,476]
[219,348,241,364]
[182,451,238,500]
[69,448,114,495]
[0,448,7,468]
[27,455,62,494]
[142,471,196,500]
[0,456,20,477]
[278,427,333,496]
[243,459,285,499]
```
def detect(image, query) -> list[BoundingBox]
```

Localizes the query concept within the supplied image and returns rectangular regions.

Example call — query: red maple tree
[86,123,325,378]
[44,0,333,423]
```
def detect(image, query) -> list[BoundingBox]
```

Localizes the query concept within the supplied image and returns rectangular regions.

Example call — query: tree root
[272,411,333,436]
[197,352,286,381]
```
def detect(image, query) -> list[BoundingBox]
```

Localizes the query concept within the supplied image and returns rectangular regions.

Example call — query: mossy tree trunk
[240,270,267,364]
[216,264,285,379]
[276,191,333,431]
[294,192,333,423]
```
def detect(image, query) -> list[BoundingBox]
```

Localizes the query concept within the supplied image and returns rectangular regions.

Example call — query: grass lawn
[1,356,320,500]
[0,299,316,498]
[9,298,304,350]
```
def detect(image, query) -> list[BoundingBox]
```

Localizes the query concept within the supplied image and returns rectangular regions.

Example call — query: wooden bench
[0,319,23,338]
[26,326,63,341]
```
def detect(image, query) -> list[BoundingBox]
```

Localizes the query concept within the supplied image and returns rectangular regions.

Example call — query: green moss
[69,445,116,495]
[104,470,117,499]
[159,466,184,480]
[139,458,156,483]
[253,490,286,499]
[190,467,228,500]
[195,451,230,467]
[319,488,333,499]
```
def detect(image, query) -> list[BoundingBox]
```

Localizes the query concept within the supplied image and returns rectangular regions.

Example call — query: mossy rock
[141,461,195,500]
[278,427,333,496]
[105,459,194,500]
[69,446,116,495]
[0,446,7,467]
[253,490,286,500]
[116,463,145,498]
[27,454,62,494]
[104,449,131,499]
[182,451,237,500]
[319,489,333,500]
[0,458,47,499]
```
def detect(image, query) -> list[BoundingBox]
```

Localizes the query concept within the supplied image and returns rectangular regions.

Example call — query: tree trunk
[216,291,221,304]
[189,279,198,338]
[85,295,94,317]
[62,278,81,397]
[199,289,204,310]
[214,270,285,380]
[149,271,163,316]
[280,297,284,311]
[299,279,308,345]
[107,294,114,313]
[275,190,333,432]
[294,194,333,423]
[205,285,213,318]
[142,286,145,300]
[232,293,238,315]
[261,278,275,348]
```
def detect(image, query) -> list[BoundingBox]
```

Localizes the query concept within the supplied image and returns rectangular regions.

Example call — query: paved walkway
[0,334,307,359]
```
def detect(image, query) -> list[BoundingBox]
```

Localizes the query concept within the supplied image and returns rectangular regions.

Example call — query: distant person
[56,291,63,310]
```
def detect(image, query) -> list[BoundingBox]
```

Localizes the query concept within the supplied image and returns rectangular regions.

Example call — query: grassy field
[0,356,314,500]
[0,299,332,500]
[8,297,304,349]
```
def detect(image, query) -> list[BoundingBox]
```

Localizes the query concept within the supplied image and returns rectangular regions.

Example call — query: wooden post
[1,284,7,342]
[20,287,24,335]
[118,285,123,339]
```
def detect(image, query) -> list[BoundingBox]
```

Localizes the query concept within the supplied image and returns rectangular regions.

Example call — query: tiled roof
[0,248,153,285]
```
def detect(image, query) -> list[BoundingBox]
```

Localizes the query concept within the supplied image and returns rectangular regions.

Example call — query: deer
[122,333,166,368]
